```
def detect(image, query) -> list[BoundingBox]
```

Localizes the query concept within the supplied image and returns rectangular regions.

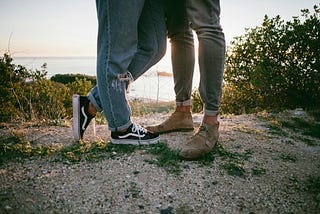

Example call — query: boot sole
[154,127,194,134]
[111,136,160,145]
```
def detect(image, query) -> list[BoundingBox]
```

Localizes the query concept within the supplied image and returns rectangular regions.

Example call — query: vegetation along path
[0,109,320,213]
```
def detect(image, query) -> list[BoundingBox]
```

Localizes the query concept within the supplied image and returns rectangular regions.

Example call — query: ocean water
[13,57,97,77]
[13,57,200,101]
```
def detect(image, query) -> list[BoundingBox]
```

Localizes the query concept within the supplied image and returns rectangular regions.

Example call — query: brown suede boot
[180,123,219,160]
[146,111,194,134]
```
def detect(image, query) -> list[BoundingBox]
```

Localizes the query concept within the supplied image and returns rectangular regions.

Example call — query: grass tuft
[307,176,320,194]
[145,142,182,175]
[196,144,253,177]
[279,153,297,162]
[251,167,267,176]
[221,161,246,177]
[261,110,320,146]
[1,133,256,177]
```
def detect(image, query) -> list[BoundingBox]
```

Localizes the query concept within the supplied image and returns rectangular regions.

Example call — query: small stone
[4,205,12,210]
[160,206,174,214]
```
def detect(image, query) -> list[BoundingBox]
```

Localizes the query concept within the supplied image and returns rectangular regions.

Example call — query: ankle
[88,101,97,116]
[176,105,191,113]
[203,115,219,126]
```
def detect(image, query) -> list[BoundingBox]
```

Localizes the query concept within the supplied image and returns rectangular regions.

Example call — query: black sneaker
[111,123,160,145]
[72,94,95,141]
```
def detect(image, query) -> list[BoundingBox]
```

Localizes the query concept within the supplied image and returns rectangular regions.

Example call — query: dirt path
[0,111,319,213]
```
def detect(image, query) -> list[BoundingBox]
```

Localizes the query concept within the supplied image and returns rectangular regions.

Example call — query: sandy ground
[0,110,319,213]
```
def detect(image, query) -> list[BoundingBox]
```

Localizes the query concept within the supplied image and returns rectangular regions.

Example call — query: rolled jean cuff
[109,120,132,132]
[87,93,103,112]
[204,109,219,116]
[176,99,191,107]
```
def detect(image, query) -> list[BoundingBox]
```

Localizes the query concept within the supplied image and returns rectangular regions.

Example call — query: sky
[0,0,319,57]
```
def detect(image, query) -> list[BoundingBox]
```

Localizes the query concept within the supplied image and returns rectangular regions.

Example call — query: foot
[111,123,160,145]
[145,111,194,134]
[180,123,219,160]
[72,94,95,141]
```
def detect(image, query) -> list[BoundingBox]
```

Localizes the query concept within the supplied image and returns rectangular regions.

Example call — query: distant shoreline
[12,56,187,101]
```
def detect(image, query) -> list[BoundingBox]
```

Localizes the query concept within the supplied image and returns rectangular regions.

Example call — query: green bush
[0,54,98,122]
[0,53,24,121]
[28,80,70,120]
[66,77,93,97]
[223,5,320,114]
[191,89,203,113]
[190,6,320,115]
[51,73,96,85]
[0,54,71,122]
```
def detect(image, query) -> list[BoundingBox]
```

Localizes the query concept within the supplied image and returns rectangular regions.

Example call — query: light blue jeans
[166,0,225,116]
[88,0,166,131]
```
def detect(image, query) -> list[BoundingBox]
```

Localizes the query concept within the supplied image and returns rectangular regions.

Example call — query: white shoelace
[131,123,147,141]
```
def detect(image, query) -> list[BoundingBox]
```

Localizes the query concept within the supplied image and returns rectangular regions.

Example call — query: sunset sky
[0,0,318,57]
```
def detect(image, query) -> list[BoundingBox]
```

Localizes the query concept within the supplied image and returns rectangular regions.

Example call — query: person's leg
[75,0,163,144]
[166,0,195,107]
[128,0,166,80]
[94,0,145,132]
[88,0,166,112]
[180,0,225,159]
[188,0,225,123]
[146,0,195,134]
[74,0,143,140]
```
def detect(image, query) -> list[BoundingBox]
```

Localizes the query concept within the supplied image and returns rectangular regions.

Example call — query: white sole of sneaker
[72,94,80,141]
[110,136,160,145]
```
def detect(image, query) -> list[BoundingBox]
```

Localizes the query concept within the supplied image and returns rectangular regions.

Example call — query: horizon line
[12,55,97,58]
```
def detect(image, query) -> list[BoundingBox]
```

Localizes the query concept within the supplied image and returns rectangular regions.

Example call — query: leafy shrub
[28,79,70,120]
[0,54,71,122]
[191,89,203,113]
[51,73,96,85]
[191,6,320,115]
[0,53,24,121]
[223,5,320,114]
[66,77,93,97]
[0,53,100,122]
